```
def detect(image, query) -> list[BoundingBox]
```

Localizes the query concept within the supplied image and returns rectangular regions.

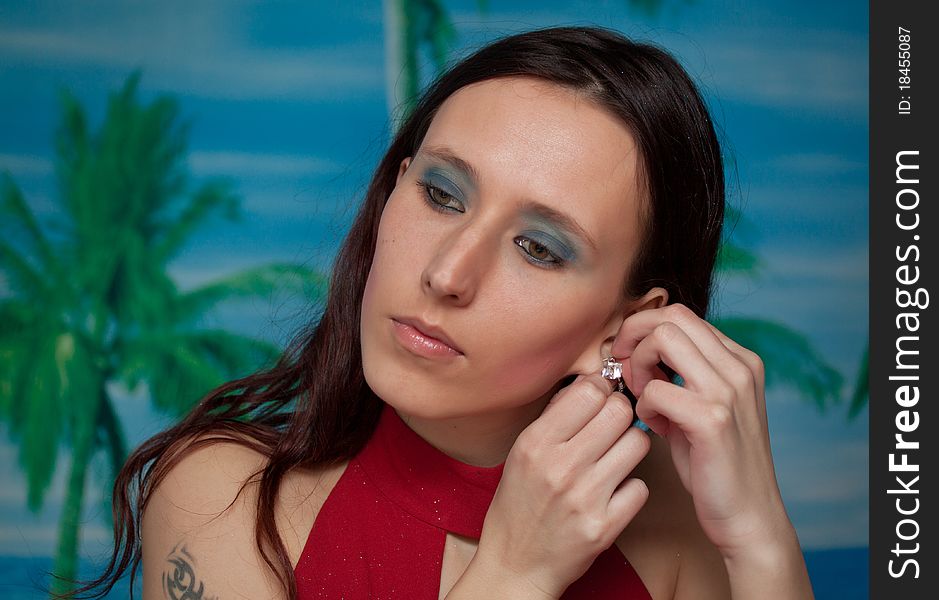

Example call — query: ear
[396,157,412,186]
[564,286,669,380]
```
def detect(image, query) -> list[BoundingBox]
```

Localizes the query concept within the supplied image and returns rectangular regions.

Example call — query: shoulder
[616,433,731,600]
[141,433,349,599]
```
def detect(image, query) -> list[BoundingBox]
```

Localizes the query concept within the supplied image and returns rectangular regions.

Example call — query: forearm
[723,527,815,600]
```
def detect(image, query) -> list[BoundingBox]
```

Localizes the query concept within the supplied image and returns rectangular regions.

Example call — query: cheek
[362,197,419,308]
[362,203,410,398]
[361,190,436,363]
[481,296,606,397]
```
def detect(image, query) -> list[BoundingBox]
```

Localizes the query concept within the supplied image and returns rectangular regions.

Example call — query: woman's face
[361,76,658,420]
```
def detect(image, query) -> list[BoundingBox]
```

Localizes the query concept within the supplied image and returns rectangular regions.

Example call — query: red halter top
[293,402,652,599]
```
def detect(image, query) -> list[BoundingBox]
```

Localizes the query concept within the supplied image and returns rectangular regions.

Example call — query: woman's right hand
[475,373,653,598]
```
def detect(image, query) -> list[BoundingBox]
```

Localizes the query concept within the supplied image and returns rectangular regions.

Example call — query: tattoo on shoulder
[163,542,217,600]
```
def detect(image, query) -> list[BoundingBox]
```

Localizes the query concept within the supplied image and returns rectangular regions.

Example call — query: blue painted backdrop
[0,1,868,598]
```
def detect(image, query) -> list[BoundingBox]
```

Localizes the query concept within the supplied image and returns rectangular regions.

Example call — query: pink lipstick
[391,318,464,359]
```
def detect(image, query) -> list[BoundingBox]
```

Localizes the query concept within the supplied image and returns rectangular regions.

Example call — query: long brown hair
[69,25,724,599]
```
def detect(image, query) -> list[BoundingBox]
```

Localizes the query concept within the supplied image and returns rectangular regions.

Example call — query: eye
[418,181,464,213]
[514,237,565,269]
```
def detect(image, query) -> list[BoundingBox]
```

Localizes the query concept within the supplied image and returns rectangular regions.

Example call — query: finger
[698,320,768,424]
[635,378,728,442]
[614,305,747,387]
[593,425,652,500]
[701,319,751,357]
[701,321,768,388]
[629,321,729,400]
[568,392,636,464]
[619,360,670,399]
[606,477,649,538]
[535,373,615,443]
[614,305,760,416]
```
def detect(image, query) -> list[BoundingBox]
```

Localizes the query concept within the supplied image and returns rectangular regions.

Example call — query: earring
[600,356,637,409]
[601,356,623,384]
[601,357,651,434]
[601,357,628,397]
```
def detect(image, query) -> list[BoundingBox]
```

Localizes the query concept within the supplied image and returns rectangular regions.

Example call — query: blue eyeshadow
[423,168,467,198]
[420,157,582,263]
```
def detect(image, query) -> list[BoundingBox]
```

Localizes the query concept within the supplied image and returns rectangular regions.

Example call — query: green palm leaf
[714,316,844,411]
[119,329,281,408]
[0,74,329,594]
[847,340,868,420]
[145,341,228,415]
[717,203,761,278]
[1,172,60,275]
[714,240,761,276]
[155,180,240,263]
[627,0,685,17]
[182,329,282,373]
[0,238,50,299]
[176,263,329,321]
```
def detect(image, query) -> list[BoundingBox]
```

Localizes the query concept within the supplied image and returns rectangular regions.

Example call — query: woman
[70,26,813,599]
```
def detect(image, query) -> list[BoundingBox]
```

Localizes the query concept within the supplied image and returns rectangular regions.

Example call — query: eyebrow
[419,145,599,252]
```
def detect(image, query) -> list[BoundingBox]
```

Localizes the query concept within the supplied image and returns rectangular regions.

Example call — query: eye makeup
[422,167,467,203]
[513,238,566,269]
[518,225,577,263]
[415,146,598,252]
[413,154,584,269]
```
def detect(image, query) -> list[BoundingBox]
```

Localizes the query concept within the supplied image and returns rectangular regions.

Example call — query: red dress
[294,402,652,599]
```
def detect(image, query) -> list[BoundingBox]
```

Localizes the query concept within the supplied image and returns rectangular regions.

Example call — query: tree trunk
[49,391,102,598]
[383,0,418,125]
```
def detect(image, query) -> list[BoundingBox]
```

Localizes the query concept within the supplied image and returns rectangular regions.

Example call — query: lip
[391,317,464,357]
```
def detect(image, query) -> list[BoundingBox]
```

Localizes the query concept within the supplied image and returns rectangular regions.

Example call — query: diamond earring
[601,356,623,382]
[601,357,651,434]
[601,357,638,408]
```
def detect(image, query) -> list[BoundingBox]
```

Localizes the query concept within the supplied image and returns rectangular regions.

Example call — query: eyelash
[416,180,567,270]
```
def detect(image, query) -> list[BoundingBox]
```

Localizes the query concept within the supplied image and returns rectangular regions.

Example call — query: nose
[421,225,491,306]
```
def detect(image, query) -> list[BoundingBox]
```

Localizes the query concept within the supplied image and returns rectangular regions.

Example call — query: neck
[394,394,553,468]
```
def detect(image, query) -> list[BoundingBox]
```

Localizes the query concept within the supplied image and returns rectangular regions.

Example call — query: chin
[361,338,466,422]
[363,370,482,421]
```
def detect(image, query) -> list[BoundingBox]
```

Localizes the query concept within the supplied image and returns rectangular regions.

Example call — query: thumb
[546,373,587,408]
[619,357,670,391]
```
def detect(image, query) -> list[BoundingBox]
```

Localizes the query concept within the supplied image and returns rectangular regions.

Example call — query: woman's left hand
[611,303,794,560]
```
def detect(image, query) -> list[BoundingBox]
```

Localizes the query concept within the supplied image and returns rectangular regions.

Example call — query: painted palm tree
[847,340,868,419]
[382,0,460,121]
[381,0,689,120]
[0,73,327,596]
[710,204,843,412]
[381,1,844,412]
